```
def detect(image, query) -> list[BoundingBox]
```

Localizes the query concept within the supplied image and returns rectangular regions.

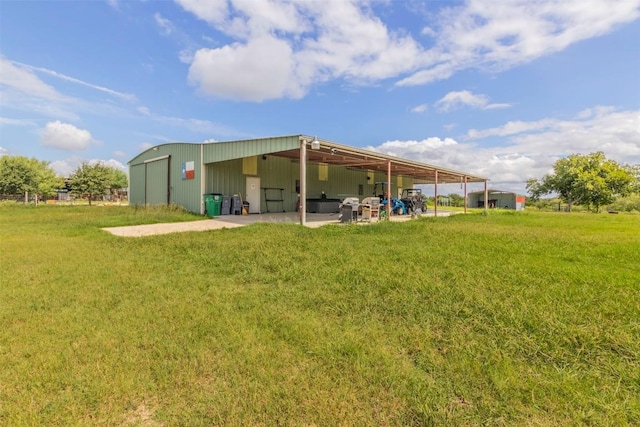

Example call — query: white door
[245,176,261,214]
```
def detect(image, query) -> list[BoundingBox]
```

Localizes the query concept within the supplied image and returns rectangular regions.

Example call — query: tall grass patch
[1,205,638,425]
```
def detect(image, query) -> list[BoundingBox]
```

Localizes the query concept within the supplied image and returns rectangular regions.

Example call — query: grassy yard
[1,204,638,426]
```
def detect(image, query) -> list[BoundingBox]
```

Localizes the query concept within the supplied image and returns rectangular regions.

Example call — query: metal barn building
[467,189,525,210]
[128,135,489,224]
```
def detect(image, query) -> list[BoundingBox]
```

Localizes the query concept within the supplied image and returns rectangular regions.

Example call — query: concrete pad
[102,210,454,237]
[102,219,244,237]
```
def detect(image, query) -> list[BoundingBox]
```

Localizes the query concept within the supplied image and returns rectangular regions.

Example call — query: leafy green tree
[109,168,128,192]
[624,164,640,193]
[0,156,62,201]
[447,193,465,207]
[105,168,128,201]
[68,162,128,205]
[69,162,113,206]
[525,178,545,203]
[526,152,635,212]
[36,165,64,199]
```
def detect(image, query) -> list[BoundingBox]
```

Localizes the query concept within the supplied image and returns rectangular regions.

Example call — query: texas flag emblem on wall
[182,161,195,180]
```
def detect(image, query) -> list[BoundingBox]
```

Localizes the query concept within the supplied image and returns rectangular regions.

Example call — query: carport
[272,136,489,225]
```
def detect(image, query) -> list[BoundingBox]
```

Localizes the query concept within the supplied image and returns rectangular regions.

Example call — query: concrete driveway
[103,212,338,237]
[102,210,452,237]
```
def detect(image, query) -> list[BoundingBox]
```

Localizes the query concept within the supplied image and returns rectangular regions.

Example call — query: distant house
[467,189,525,210]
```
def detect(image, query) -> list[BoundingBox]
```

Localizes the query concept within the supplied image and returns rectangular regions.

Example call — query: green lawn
[1,204,638,426]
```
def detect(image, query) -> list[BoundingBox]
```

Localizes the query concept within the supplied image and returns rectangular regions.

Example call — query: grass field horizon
[1,205,638,425]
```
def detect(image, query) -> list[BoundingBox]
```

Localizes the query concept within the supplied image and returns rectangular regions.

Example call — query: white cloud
[397,0,640,87]
[154,12,174,35]
[365,137,458,158]
[500,108,640,162]
[435,90,511,112]
[49,157,127,177]
[466,119,556,139]
[180,0,421,100]
[0,57,63,101]
[411,104,428,113]
[95,158,127,172]
[484,103,512,110]
[1,57,135,122]
[176,0,229,27]
[368,106,640,193]
[189,35,301,101]
[421,27,436,37]
[179,49,195,64]
[49,158,80,177]
[296,1,422,82]
[435,91,488,111]
[177,0,639,101]
[40,121,98,151]
[15,60,136,101]
[0,117,37,126]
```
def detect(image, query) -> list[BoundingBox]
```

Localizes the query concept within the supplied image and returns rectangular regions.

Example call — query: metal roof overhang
[269,136,487,184]
[468,189,515,195]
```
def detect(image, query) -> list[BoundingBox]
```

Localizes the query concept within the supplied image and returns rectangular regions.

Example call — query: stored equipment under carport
[339,198,359,223]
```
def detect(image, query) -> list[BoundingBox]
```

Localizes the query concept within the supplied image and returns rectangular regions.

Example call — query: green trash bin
[204,193,223,217]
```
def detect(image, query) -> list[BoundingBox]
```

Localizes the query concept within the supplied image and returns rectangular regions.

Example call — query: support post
[434,170,438,217]
[484,180,488,213]
[200,143,205,215]
[299,138,307,226]
[463,176,468,214]
[387,161,392,218]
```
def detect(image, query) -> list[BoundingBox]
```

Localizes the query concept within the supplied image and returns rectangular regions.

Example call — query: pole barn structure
[128,135,489,224]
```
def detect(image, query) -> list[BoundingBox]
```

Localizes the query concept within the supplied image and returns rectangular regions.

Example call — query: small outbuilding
[467,189,525,210]
[128,135,489,224]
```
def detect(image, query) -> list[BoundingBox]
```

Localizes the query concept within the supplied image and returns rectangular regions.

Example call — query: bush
[606,194,640,213]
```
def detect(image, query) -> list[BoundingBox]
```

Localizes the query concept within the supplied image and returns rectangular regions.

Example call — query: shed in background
[467,189,525,210]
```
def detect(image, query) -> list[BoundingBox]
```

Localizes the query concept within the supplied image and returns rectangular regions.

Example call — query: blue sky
[1,0,639,194]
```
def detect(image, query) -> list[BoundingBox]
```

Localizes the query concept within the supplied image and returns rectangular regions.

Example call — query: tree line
[2,151,637,212]
[0,156,128,206]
